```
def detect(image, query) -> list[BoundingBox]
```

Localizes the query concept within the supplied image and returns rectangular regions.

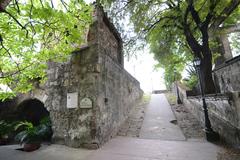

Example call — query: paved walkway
[0,137,221,160]
[0,94,223,160]
[140,94,185,140]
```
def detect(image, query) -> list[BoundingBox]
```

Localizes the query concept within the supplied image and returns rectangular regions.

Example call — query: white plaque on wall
[67,92,78,109]
[80,98,92,109]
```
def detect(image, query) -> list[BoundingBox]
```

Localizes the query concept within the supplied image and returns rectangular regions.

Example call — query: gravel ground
[171,104,205,139]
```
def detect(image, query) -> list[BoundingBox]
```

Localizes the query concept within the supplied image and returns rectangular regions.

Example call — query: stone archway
[17,98,49,125]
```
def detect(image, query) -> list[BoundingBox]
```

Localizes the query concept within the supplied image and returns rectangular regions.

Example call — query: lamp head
[193,57,201,68]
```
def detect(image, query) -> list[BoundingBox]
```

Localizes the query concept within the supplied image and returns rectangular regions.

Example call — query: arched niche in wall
[16,98,49,125]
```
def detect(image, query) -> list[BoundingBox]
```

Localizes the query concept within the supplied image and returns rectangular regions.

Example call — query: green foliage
[0,0,92,100]
[15,121,40,144]
[0,120,15,139]
[163,66,182,90]
[183,75,198,89]
[38,116,52,140]
[165,92,177,105]
[15,117,52,145]
[0,92,16,102]
[142,93,151,104]
[102,0,240,91]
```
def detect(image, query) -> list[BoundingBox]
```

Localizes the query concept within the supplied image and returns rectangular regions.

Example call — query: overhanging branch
[143,16,181,33]
[219,23,240,33]
[183,5,202,57]
[211,0,240,29]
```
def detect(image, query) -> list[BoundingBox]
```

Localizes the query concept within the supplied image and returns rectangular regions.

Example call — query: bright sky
[85,0,94,4]
[84,0,166,93]
[124,48,166,93]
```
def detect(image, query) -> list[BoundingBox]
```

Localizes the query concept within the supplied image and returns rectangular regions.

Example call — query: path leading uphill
[140,94,185,140]
[0,94,226,160]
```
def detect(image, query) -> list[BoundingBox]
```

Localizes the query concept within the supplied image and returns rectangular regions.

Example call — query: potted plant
[0,120,14,145]
[14,117,52,152]
[15,121,41,152]
[38,116,53,142]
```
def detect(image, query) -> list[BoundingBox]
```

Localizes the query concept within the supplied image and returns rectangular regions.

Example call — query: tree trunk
[183,0,240,94]
[200,50,216,94]
[183,26,216,94]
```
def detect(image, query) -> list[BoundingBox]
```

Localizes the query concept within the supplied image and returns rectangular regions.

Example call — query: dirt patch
[171,104,205,139]
[217,145,240,160]
[165,92,204,139]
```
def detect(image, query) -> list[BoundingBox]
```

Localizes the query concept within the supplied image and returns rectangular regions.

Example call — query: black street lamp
[193,57,219,142]
[174,68,182,104]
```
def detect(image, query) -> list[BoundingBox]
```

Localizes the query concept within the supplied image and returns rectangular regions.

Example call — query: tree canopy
[101,0,240,93]
[0,0,92,100]
[1,0,240,100]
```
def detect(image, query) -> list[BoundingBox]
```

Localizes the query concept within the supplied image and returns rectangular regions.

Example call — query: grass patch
[165,92,177,105]
[142,93,151,104]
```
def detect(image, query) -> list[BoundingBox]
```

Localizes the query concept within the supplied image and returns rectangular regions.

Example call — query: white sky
[84,0,94,4]
[84,0,166,93]
[124,49,166,93]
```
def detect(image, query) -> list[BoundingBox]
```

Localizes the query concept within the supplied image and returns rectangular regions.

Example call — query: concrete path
[140,94,185,140]
[89,137,221,160]
[0,94,223,160]
[0,144,93,160]
[0,137,221,160]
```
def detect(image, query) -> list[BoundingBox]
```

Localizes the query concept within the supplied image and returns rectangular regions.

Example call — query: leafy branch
[0,0,92,100]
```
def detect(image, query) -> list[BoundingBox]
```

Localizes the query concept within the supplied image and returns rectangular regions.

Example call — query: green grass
[165,92,177,105]
[142,93,151,104]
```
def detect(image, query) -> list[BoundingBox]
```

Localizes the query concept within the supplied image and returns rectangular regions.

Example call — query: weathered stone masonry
[0,5,143,148]
[214,56,240,93]
[43,6,142,148]
[178,56,240,145]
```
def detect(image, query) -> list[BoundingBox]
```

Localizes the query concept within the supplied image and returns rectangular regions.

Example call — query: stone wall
[213,55,240,93]
[96,53,142,144]
[0,5,143,148]
[178,87,240,145]
[175,54,240,145]
[44,5,142,148]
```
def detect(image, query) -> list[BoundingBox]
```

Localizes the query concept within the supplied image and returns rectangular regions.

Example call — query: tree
[0,0,92,100]
[101,0,240,94]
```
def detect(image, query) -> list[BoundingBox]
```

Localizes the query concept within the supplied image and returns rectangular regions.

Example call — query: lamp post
[193,57,219,142]
[174,68,182,104]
